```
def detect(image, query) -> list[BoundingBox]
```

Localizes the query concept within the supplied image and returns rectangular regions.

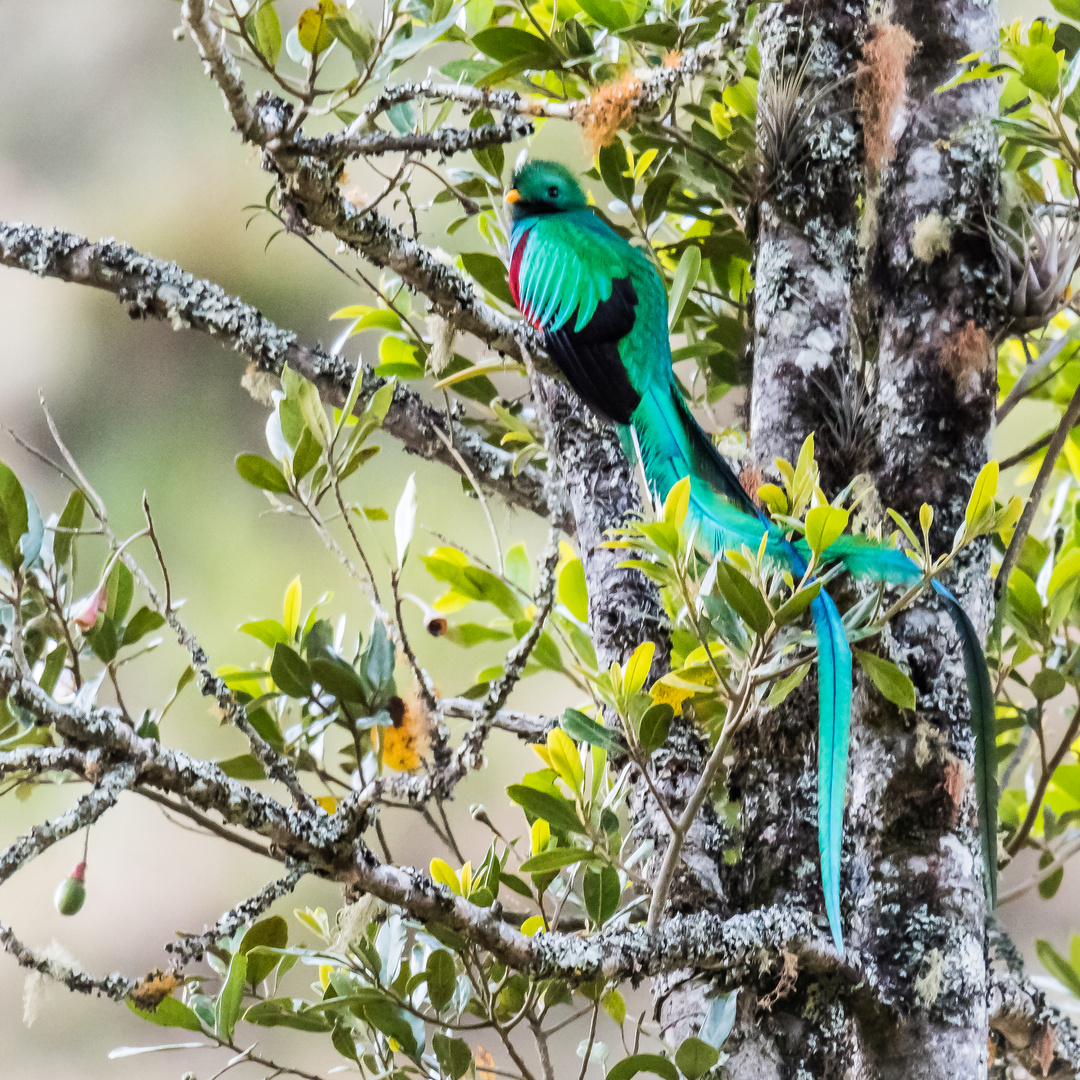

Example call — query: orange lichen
[739,464,764,505]
[476,1048,496,1080]
[377,693,430,773]
[128,970,184,1012]
[940,321,991,389]
[855,22,918,173]
[579,74,643,152]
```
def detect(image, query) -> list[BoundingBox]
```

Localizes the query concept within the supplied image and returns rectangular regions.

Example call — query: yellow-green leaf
[804,505,849,557]
[623,641,655,696]
[298,5,335,54]
[854,649,917,710]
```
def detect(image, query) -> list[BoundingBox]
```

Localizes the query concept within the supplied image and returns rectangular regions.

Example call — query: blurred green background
[0,1,1072,1076]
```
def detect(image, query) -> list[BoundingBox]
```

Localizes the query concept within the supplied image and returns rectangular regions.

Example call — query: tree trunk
[851,0,1000,1072]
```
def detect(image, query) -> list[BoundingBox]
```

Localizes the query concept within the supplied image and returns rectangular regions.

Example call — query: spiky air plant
[757,36,852,187]
[990,201,1080,334]
[810,325,879,475]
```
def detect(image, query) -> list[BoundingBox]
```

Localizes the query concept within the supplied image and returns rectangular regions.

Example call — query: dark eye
[547,185,559,199]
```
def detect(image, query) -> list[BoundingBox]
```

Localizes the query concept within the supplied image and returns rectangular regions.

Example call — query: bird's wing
[510,215,641,423]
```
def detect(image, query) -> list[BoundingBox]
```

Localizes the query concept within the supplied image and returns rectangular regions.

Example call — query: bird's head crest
[505,160,588,216]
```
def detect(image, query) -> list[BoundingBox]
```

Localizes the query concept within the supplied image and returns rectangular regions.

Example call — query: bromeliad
[503,159,996,954]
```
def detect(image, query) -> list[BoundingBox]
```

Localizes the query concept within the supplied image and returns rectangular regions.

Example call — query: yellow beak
[505,189,522,204]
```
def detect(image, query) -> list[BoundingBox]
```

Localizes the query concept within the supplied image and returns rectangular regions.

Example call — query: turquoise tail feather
[811,591,851,955]
[629,379,850,953]
[823,538,998,904]
[931,579,998,905]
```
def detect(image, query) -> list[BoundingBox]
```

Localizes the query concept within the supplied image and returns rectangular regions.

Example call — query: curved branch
[0,221,565,527]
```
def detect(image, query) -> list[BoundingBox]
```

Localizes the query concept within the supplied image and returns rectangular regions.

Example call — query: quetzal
[503,159,996,953]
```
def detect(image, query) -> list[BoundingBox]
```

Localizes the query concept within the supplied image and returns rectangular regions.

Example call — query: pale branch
[345,33,730,131]
[990,971,1080,1075]
[184,0,539,355]
[0,220,564,526]
[996,378,1080,601]
[439,697,554,742]
[350,851,839,986]
[0,658,348,860]
[166,861,310,964]
[0,920,135,1001]
[0,653,838,993]
[0,745,89,777]
[453,531,561,773]
[0,764,135,885]
[292,113,535,164]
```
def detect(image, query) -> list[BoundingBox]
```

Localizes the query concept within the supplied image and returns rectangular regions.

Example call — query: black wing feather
[544,276,640,424]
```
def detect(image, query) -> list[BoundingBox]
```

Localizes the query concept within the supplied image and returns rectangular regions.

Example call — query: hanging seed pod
[990,201,1080,334]
[54,862,86,916]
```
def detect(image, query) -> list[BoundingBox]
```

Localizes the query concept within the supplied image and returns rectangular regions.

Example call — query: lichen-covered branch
[0,764,135,885]
[990,971,1080,1076]
[0,220,565,526]
[0,921,135,1001]
[167,861,310,964]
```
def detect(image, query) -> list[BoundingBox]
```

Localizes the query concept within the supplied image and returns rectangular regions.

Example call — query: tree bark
[728,3,867,1073]
[852,0,1000,1072]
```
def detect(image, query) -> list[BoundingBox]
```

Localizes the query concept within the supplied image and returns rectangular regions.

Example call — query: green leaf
[772,582,821,626]
[359,1000,417,1055]
[310,655,368,704]
[805,505,850,557]
[122,606,166,647]
[606,1053,679,1080]
[964,460,998,536]
[127,996,204,1032]
[558,557,589,621]
[52,490,85,566]
[576,0,643,30]
[0,462,28,570]
[326,10,372,64]
[239,619,291,649]
[433,1033,473,1080]
[89,615,118,664]
[332,1023,360,1063]
[376,335,425,378]
[425,949,457,1012]
[562,708,626,753]
[297,6,335,54]
[107,561,134,625]
[583,865,620,925]
[1031,667,1067,701]
[766,662,811,708]
[637,702,674,753]
[243,998,332,1031]
[518,847,597,872]
[361,619,395,688]
[668,245,701,330]
[1019,43,1060,98]
[1037,938,1080,997]
[506,784,585,835]
[602,988,626,1024]
[460,251,515,306]
[292,427,321,481]
[598,139,633,204]
[675,1038,720,1080]
[239,916,289,986]
[217,754,267,781]
[254,1,283,65]
[472,25,550,62]
[1053,0,1080,20]
[271,643,313,697]
[713,562,772,636]
[236,454,290,494]
[854,649,917,710]
[215,951,248,1040]
[39,644,67,695]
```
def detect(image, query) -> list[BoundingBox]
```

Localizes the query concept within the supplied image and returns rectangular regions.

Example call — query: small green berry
[54,861,86,916]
